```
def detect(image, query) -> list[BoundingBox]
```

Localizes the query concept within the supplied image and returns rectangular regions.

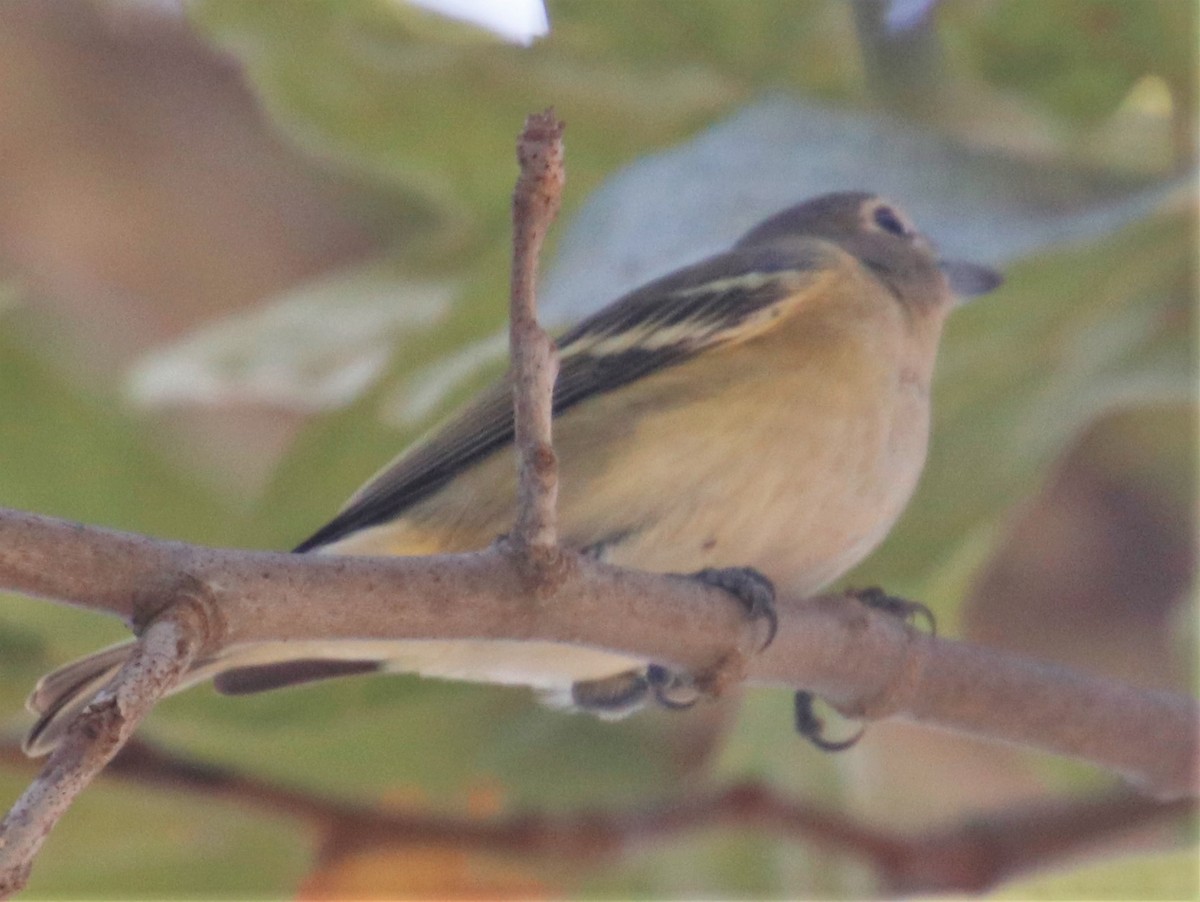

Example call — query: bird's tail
[25,627,649,754]
[23,641,386,757]
[24,641,136,756]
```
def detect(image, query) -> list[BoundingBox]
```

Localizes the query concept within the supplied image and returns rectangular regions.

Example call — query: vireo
[25,191,1000,755]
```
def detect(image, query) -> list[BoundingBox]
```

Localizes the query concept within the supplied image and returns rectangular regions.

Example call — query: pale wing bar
[293,243,826,553]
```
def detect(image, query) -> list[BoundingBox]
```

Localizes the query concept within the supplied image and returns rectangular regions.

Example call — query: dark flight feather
[293,241,829,553]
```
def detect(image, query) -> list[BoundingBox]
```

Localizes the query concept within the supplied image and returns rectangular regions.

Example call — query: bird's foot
[646,664,701,709]
[572,567,777,716]
[848,586,936,635]
[792,587,934,752]
[793,691,866,752]
[641,566,778,711]
[689,566,778,651]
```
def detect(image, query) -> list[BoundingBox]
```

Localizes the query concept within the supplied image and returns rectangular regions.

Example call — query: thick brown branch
[509,109,564,562]
[1,508,1197,799]
[0,509,188,622]
[0,604,208,897]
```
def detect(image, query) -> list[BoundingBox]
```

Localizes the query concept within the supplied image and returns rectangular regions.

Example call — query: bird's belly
[204,638,639,694]
[595,376,930,598]
[314,347,931,693]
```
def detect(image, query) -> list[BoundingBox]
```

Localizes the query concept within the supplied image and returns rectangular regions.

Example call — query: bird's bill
[939,258,1003,300]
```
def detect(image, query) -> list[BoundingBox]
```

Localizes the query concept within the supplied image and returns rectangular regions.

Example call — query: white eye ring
[873,204,909,237]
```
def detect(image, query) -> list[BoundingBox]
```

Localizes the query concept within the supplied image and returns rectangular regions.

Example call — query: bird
[23,191,1001,755]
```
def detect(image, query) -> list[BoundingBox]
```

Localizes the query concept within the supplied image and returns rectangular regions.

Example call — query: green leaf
[4,768,309,900]
[992,845,1199,901]
[0,323,231,541]
[962,0,1196,126]
[856,198,1195,617]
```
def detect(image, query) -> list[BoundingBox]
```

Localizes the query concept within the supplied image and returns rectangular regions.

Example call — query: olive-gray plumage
[24,192,1000,755]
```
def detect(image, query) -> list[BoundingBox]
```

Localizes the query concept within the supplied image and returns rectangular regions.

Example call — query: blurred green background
[0,0,1195,897]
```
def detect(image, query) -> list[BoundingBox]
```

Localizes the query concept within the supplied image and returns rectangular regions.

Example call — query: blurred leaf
[538,97,1177,325]
[992,845,1199,901]
[963,0,1196,126]
[856,197,1195,621]
[0,318,232,540]
[126,264,456,412]
[299,841,554,900]
[135,675,683,808]
[2,768,310,900]
[188,0,868,270]
[582,827,799,900]
[189,0,750,258]
[381,329,508,425]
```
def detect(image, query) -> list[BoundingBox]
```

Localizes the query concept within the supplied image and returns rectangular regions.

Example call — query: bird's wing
[293,239,841,552]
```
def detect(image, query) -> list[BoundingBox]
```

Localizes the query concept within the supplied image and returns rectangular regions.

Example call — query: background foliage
[0,0,1195,897]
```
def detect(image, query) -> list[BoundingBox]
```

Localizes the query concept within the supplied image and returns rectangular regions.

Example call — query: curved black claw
[794,691,865,752]
[691,567,778,650]
[646,664,700,710]
[850,587,936,636]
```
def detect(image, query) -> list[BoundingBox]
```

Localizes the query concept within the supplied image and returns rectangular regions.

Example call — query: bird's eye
[873,205,908,237]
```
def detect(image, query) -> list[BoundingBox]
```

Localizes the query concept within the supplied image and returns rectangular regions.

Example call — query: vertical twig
[0,603,207,898]
[509,109,565,566]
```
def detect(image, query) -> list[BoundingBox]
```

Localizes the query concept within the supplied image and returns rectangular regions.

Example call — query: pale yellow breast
[553,274,938,597]
[321,268,943,688]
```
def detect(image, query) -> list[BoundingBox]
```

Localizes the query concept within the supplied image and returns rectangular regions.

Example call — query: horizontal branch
[0,738,1193,895]
[1,507,1197,799]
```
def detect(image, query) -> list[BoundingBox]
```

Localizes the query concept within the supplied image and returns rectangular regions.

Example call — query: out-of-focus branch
[0,606,207,897]
[508,109,564,564]
[0,738,1192,895]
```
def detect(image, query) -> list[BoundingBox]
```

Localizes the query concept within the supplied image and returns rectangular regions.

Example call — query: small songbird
[24,192,1000,755]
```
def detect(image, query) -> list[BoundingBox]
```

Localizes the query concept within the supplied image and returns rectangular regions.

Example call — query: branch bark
[509,109,564,563]
[1,507,1196,803]
[0,603,207,896]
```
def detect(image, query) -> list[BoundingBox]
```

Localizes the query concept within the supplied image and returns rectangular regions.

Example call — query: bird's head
[736,191,1002,310]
